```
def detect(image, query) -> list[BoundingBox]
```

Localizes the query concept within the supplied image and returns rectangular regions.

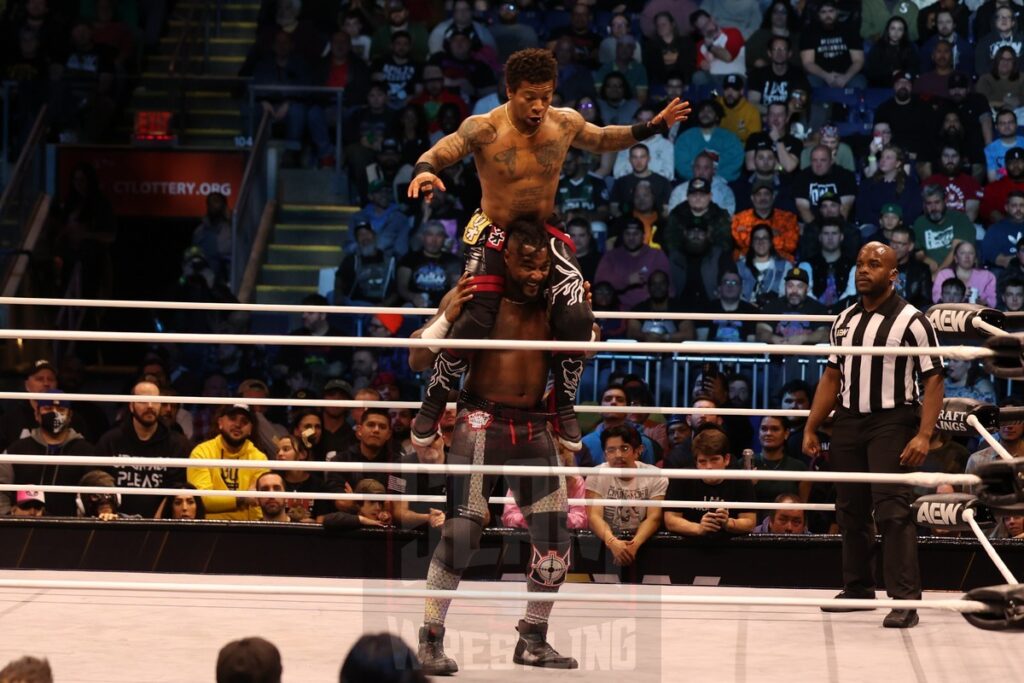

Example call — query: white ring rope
[0,296,838,322]
[0,328,991,359]
[0,391,813,418]
[0,484,836,511]
[963,508,1019,585]
[969,414,1016,462]
[0,454,982,488]
[0,577,991,614]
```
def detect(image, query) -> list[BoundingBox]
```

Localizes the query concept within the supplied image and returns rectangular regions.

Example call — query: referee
[803,242,944,629]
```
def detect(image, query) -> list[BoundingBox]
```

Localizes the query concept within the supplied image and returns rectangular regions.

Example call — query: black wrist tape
[631,119,670,141]
[413,161,436,177]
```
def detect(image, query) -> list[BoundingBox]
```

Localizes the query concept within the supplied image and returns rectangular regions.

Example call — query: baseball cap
[323,379,354,397]
[16,490,45,506]
[380,138,400,153]
[751,136,775,152]
[751,179,775,195]
[221,403,254,421]
[818,190,840,205]
[374,313,404,335]
[948,72,970,89]
[784,266,809,284]
[880,202,903,218]
[237,378,269,395]
[1008,147,1024,162]
[26,359,55,378]
[368,179,388,193]
[37,389,71,409]
[687,178,711,195]
[723,74,744,90]
[352,220,373,234]
[892,70,915,85]
[622,216,644,232]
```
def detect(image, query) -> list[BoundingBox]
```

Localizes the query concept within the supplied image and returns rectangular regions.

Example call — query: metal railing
[247,84,345,175]
[0,105,47,257]
[231,110,272,292]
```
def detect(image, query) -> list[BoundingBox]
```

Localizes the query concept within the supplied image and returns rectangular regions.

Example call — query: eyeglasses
[722,279,740,285]
[579,102,594,110]
[603,445,633,455]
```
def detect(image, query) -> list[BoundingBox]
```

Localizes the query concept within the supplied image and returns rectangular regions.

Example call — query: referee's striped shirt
[827,293,944,413]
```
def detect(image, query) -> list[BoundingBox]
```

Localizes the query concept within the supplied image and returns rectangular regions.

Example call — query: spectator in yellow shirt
[187,404,269,521]
[717,74,762,144]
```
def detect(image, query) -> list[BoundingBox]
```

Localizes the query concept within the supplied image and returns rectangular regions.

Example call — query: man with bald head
[803,241,944,629]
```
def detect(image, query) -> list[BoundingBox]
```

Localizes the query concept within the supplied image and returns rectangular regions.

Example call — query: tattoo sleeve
[572,120,645,154]
[417,116,497,172]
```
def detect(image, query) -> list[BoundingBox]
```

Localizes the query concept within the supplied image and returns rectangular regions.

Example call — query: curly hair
[505,48,558,92]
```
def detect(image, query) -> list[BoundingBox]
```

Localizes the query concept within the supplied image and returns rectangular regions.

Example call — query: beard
[221,431,247,449]
[895,87,911,101]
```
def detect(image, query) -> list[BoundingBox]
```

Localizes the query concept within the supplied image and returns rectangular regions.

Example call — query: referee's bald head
[860,241,897,269]
[855,241,898,296]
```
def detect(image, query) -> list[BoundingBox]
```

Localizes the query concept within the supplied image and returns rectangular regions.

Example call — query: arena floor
[0,570,1019,682]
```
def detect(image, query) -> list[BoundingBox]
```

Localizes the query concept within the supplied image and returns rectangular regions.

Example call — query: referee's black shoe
[883,609,919,628]
[820,589,878,612]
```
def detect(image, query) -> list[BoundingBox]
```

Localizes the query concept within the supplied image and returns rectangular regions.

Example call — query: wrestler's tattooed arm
[561,108,639,154]
[417,116,498,172]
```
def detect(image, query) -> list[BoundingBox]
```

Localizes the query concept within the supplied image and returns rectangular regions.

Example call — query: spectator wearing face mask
[5,391,94,517]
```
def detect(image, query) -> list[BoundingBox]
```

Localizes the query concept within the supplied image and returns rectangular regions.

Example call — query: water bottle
[742,448,754,470]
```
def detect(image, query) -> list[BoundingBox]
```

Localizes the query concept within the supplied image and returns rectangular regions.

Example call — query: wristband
[420,313,452,353]
[631,119,670,141]
[413,161,436,177]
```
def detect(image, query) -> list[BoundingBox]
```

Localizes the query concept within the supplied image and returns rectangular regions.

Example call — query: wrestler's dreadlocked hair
[506,219,550,254]
[505,48,558,92]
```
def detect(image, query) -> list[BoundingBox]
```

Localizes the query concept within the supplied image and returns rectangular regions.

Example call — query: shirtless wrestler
[408,47,690,452]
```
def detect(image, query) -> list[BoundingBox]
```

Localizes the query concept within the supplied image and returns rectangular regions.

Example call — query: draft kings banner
[58,147,246,217]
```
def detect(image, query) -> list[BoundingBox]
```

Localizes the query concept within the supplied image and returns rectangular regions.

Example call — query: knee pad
[527,542,571,588]
[526,511,570,587]
[437,515,483,573]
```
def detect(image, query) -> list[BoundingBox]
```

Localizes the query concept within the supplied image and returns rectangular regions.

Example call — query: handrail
[237,200,276,303]
[248,85,347,95]
[234,110,272,217]
[230,110,272,290]
[0,194,48,298]
[167,2,200,75]
[0,105,46,217]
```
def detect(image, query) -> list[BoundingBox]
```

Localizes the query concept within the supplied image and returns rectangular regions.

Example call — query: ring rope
[0,391,813,418]
[0,328,991,359]
[0,577,990,614]
[0,296,837,322]
[0,454,982,488]
[0,484,836,510]
[968,414,1016,462]
[963,508,1019,584]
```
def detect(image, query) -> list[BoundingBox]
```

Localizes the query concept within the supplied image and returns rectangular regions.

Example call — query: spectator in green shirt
[912,184,976,274]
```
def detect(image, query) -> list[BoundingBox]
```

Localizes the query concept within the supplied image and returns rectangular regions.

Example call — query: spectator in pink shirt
[502,434,588,530]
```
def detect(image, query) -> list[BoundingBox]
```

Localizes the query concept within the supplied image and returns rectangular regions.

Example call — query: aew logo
[936,409,968,432]
[927,308,974,334]
[916,501,963,526]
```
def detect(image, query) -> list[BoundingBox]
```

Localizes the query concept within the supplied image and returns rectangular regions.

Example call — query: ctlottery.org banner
[58,147,246,217]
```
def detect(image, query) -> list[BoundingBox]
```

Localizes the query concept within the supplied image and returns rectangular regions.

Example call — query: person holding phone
[663,427,756,537]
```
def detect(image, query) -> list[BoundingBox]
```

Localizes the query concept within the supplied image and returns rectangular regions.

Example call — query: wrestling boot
[411,351,467,446]
[883,609,919,629]
[550,354,585,451]
[513,619,579,669]
[418,624,458,676]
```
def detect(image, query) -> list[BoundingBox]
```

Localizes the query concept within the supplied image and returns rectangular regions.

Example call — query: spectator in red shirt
[322,30,370,106]
[922,144,983,223]
[982,147,1024,225]
[690,9,746,87]
[409,64,467,133]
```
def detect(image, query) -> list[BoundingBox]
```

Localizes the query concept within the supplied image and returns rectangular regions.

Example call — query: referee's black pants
[831,405,921,600]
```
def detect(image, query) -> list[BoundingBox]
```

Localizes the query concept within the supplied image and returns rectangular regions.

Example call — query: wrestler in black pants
[413,213,594,446]
[830,405,922,600]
